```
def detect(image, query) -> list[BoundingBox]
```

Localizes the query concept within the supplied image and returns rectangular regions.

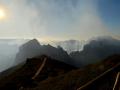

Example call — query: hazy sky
[0,0,119,41]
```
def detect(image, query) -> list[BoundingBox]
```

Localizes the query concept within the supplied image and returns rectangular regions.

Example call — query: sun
[0,8,6,20]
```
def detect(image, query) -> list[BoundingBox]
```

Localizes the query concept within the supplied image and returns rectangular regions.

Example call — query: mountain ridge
[1,54,120,90]
[15,39,73,66]
[70,37,120,67]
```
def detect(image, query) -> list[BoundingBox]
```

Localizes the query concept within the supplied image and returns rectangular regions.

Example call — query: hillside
[0,55,76,90]
[23,54,120,90]
[0,54,120,90]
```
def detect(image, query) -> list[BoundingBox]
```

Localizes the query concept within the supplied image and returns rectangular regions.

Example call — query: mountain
[0,54,120,90]
[15,39,73,65]
[15,39,41,64]
[15,37,120,67]
[56,40,85,53]
[0,55,76,90]
[77,55,120,90]
[31,55,120,90]
[70,37,120,67]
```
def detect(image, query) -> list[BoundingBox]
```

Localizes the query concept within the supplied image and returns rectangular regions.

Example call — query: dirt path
[19,57,47,90]
[32,57,47,80]
[113,72,120,90]
[77,63,120,90]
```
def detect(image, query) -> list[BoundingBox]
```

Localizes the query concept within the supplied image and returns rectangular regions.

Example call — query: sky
[0,0,119,41]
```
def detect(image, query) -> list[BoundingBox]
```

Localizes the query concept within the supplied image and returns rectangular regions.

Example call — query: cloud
[65,0,110,40]
[0,0,46,38]
[0,0,118,40]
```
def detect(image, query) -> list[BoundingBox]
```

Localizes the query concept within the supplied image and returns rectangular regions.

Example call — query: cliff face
[15,39,73,65]
[15,38,120,67]
[15,39,41,64]
[70,38,120,67]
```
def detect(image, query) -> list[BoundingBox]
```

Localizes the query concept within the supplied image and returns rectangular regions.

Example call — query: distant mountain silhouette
[15,39,41,64]
[70,37,120,67]
[15,39,73,65]
[15,37,120,67]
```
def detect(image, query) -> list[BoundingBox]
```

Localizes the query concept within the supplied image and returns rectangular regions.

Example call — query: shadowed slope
[29,55,120,90]
[0,55,76,90]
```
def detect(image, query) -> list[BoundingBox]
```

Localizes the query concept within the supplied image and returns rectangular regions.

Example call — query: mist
[0,0,117,40]
[0,39,28,72]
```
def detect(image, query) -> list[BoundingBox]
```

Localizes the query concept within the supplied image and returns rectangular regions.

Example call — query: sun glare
[0,8,6,20]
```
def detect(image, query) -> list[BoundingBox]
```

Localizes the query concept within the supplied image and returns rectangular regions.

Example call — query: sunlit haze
[0,6,7,21]
[0,0,119,41]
